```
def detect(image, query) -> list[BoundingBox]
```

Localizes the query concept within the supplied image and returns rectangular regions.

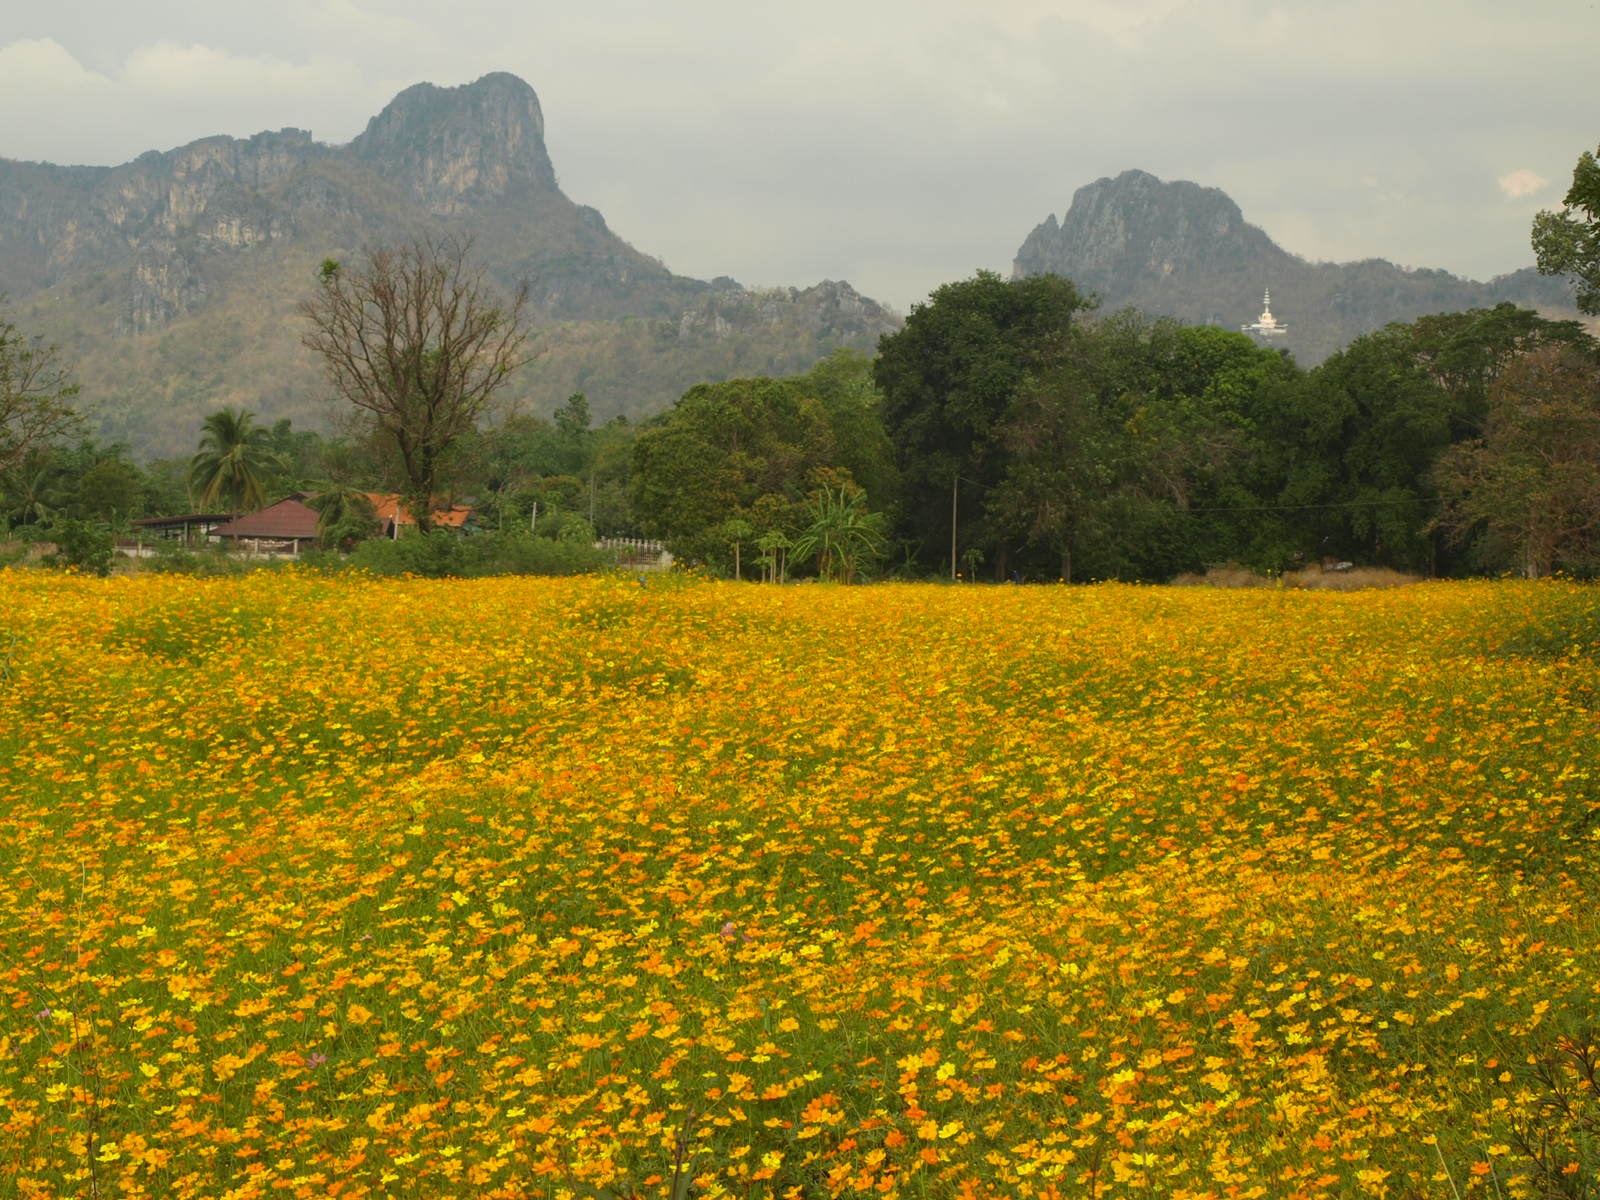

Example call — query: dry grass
[1281,564,1422,590]
[1173,563,1423,590]
[0,540,52,564]
[1170,564,1276,588]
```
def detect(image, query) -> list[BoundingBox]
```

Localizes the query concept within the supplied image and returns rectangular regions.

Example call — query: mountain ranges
[0,72,898,457]
[1012,169,1584,366]
[0,75,1585,459]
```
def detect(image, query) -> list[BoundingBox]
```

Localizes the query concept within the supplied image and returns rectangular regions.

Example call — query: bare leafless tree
[1,310,82,480]
[300,236,530,532]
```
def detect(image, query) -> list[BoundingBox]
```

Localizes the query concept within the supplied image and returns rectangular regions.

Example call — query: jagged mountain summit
[351,72,561,207]
[0,73,899,456]
[1013,169,1580,364]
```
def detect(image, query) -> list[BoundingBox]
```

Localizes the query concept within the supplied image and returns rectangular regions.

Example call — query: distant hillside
[0,73,900,458]
[1012,169,1585,364]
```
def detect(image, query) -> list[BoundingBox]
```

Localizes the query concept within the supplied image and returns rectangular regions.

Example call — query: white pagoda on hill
[1241,288,1287,339]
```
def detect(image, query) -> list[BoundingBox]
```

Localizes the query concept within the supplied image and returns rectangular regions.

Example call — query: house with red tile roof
[207,493,476,556]
[367,495,474,538]
[208,494,321,555]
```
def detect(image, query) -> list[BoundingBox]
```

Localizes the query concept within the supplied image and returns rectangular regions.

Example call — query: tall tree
[630,374,852,570]
[874,271,1092,576]
[987,350,1117,583]
[987,314,1284,580]
[551,392,595,477]
[300,236,530,532]
[1288,328,1452,571]
[1432,344,1600,577]
[0,310,81,481]
[75,455,144,526]
[795,349,900,514]
[1532,143,1600,315]
[189,408,284,513]
[1407,303,1593,437]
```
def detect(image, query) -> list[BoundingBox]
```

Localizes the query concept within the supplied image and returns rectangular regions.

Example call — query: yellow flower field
[0,570,1596,1199]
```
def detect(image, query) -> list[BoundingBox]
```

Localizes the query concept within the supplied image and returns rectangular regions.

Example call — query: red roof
[209,493,472,543]
[210,496,320,541]
[367,494,472,529]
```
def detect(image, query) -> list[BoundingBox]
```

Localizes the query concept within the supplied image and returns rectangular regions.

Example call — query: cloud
[1497,169,1549,200]
[0,39,119,163]
[0,36,102,84]
[0,36,397,164]
[122,42,329,99]
[3,0,1600,308]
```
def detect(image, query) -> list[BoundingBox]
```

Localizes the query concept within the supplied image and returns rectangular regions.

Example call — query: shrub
[143,540,248,577]
[346,530,614,578]
[42,518,112,576]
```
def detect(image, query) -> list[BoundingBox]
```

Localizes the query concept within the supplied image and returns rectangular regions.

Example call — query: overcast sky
[1,0,1595,313]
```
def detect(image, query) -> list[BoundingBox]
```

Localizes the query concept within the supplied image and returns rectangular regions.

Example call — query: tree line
[2,285,1597,582]
[3,142,1598,579]
[631,284,1598,581]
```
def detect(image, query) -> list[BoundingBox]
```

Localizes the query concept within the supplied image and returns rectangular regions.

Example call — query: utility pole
[951,472,959,581]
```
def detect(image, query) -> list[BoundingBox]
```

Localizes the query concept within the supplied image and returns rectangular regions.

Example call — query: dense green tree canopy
[14,252,1599,585]
[987,313,1295,580]
[631,376,835,567]
[1,438,147,534]
[631,356,896,573]
[1432,344,1600,576]
[874,271,1093,576]
[1254,307,1597,574]
[1532,143,1600,315]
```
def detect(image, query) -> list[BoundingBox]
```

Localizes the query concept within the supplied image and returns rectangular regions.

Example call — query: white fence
[599,538,673,571]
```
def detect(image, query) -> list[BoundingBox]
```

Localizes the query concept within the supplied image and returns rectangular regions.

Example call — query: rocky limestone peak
[0,71,903,452]
[350,71,559,213]
[1014,168,1292,294]
[1008,168,1580,367]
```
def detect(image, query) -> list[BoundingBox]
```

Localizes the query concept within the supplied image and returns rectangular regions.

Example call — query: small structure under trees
[300,235,531,533]
[208,495,322,557]
[129,513,238,547]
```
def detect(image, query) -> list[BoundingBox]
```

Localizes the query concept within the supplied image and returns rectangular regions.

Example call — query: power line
[1183,495,1434,515]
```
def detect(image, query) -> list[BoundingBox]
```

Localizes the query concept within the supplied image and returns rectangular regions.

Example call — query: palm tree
[189,408,283,512]
[307,484,379,551]
[3,455,59,531]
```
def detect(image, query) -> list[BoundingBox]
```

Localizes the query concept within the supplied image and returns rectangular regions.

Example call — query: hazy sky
[1,0,1595,313]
